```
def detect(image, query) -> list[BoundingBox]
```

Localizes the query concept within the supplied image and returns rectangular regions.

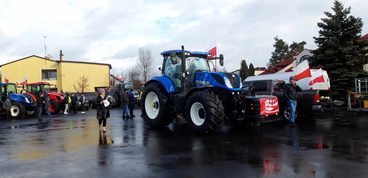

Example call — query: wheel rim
[11,105,20,117]
[190,102,206,126]
[26,110,35,115]
[145,91,160,119]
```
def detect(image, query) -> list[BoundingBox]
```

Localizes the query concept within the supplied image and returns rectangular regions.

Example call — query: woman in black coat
[95,89,110,132]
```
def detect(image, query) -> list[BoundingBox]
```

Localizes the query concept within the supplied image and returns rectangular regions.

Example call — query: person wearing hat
[284,76,302,127]
[95,88,110,132]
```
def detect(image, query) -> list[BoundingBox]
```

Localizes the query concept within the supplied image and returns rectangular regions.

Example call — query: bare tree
[127,66,140,82]
[138,47,153,83]
[73,74,90,93]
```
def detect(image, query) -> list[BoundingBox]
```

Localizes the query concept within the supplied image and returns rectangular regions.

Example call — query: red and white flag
[208,46,217,58]
[295,60,312,81]
[309,69,325,85]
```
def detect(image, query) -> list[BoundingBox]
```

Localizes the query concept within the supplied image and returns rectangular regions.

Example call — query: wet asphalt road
[0,109,368,178]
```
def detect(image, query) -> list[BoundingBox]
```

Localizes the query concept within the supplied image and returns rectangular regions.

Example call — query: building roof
[0,55,112,69]
[359,33,368,42]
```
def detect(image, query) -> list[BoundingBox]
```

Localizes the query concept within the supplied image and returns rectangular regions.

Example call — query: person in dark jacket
[71,93,78,114]
[128,90,136,118]
[284,76,302,126]
[44,91,51,118]
[37,91,45,120]
[64,93,71,115]
[121,88,130,120]
[96,89,110,132]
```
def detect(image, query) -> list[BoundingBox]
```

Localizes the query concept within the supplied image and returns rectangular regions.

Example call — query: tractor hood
[9,93,31,104]
[194,72,242,91]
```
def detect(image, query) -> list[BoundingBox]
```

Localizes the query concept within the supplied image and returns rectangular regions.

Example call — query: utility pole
[44,35,47,57]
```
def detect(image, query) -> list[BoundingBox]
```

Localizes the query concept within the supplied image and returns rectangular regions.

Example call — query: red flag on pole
[208,46,217,58]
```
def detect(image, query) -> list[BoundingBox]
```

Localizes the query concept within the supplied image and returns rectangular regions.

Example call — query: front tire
[141,83,172,128]
[49,100,60,114]
[185,91,224,134]
[10,102,25,119]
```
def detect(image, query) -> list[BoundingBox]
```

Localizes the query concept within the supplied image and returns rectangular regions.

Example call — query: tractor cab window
[163,56,182,89]
[6,84,17,94]
[186,57,210,86]
[26,85,40,94]
[42,84,51,92]
[186,57,210,73]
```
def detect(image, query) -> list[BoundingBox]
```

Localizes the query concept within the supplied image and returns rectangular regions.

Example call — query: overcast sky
[1,0,367,74]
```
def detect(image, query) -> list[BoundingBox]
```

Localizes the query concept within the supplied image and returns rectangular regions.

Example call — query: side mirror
[170,52,178,65]
[158,66,162,71]
[219,54,224,66]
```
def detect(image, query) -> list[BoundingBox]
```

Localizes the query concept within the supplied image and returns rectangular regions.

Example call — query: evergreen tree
[289,41,306,55]
[312,1,368,100]
[240,60,249,81]
[269,37,289,66]
[269,37,306,66]
[248,63,255,76]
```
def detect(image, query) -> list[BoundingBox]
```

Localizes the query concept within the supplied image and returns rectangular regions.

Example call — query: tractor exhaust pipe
[181,45,186,91]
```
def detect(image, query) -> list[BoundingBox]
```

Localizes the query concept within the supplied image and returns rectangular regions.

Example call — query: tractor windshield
[6,84,17,94]
[42,84,51,92]
[186,57,210,72]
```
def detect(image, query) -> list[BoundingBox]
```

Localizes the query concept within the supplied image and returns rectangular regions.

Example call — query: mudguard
[148,76,176,94]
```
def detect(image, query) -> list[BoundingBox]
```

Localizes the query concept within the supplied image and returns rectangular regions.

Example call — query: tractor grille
[225,73,240,88]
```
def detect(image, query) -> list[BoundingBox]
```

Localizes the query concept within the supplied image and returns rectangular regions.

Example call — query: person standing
[96,89,110,132]
[121,88,130,120]
[128,90,136,118]
[44,91,51,118]
[80,94,87,114]
[64,93,71,115]
[37,91,45,120]
[284,76,302,127]
[71,93,78,114]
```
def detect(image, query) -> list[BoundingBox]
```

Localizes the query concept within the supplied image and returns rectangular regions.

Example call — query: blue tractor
[141,46,279,134]
[1,83,36,119]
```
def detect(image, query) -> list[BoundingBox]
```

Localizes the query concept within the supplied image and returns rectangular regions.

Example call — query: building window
[42,70,57,80]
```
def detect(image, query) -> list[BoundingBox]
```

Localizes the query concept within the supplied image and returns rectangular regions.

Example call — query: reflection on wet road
[0,109,368,178]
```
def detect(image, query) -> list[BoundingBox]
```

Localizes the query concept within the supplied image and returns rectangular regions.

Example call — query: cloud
[0,0,367,73]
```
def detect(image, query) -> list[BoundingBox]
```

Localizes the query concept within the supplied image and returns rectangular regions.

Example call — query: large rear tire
[10,102,25,119]
[141,83,172,128]
[49,100,61,114]
[185,91,224,134]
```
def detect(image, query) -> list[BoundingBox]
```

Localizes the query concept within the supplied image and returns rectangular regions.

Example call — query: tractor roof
[161,50,209,58]
[0,82,16,86]
[26,82,50,85]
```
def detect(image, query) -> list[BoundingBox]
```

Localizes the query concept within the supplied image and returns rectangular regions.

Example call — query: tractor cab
[24,82,63,114]
[26,82,51,95]
[161,49,224,91]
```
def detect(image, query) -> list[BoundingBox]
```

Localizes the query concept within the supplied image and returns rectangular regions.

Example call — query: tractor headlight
[224,77,233,88]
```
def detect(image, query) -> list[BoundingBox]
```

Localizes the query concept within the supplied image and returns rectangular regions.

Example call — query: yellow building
[0,54,111,93]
